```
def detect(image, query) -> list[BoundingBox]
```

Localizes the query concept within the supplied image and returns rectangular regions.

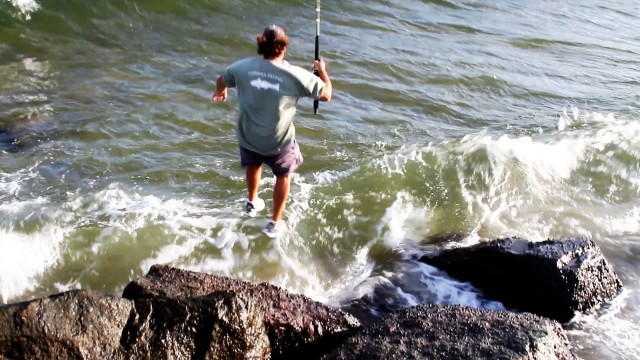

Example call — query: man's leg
[246,165,262,202]
[272,174,290,222]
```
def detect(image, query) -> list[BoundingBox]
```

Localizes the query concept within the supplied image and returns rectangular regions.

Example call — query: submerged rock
[419,237,623,322]
[123,264,361,359]
[323,304,577,360]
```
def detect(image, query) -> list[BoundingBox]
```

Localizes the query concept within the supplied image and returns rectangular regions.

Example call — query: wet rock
[122,291,270,360]
[123,264,361,359]
[323,303,577,360]
[0,290,130,359]
[0,289,270,360]
[419,237,623,322]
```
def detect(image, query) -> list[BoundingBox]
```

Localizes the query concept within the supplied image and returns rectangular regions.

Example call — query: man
[212,25,332,238]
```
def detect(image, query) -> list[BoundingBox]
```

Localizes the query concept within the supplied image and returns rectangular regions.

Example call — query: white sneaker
[262,220,284,238]
[244,197,265,217]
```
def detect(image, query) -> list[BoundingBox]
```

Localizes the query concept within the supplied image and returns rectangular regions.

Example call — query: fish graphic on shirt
[250,78,280,91]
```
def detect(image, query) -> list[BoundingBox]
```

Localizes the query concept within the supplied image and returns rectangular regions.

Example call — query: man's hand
[212,89,227,101]
[313,59,327,77]
[313,59,332,102]
[211,75,228,102]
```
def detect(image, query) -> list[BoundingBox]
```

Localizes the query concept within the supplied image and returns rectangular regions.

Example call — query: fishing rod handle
[314,0,321,114]
[313,34,320,114]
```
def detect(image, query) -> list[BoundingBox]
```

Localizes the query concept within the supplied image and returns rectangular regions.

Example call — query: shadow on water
[0,118,49,153]
[421,232,469,247]
[0,127,23,153]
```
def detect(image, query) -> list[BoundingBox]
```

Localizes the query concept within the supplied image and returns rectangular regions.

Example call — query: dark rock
[0,290,130,359]
[122,291,270,360]
[123,264,361,359]
[0,289,270,360]
[323,304,577,360]
[419,237,623,322]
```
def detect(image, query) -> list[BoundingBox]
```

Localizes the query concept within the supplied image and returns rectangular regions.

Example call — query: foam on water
[334,108,640,321]
[375,191,432,249]
[0,167,66,303]
[367,108,640,244]
[70,183,246,271]
[269,172,362,300]
[6,0,39,19]
[370,144,431,176]
[0,178,258,301]
[405,261,504,310]
[353,189,505,311]
[62,176,354,302]
[1,2,639,358]
[567,289,640,360]
[0,226,65,303]
[594,206,640,239]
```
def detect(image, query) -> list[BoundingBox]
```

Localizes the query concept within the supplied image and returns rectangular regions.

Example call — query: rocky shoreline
[0,237,623,359]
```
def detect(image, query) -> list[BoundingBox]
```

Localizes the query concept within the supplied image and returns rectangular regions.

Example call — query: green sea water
[2,1,640,358]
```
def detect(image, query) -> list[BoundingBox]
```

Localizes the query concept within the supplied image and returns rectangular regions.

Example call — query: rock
[0,289,270,360]
[122,291,270,360]
[419,237,623,322]
[323,304,577,360]
[0,290,131,359]
[122,264,361,359]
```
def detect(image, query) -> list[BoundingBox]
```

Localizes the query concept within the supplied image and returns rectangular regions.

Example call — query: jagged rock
[123,291,270,360]
[322,304,577,360]
[0,290,131,359]
[419,237,623,322]
[0,289,270,360]
[122,264,361,359]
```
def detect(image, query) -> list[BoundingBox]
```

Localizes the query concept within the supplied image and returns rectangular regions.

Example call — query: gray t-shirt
[222,56,324,155]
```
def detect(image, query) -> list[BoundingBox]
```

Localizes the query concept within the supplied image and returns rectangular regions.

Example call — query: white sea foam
[312,168,357,186]
[0,166,67,303]
[595,206,640,237]
[7,0,40,19]
[567,289,640,360]
[0,226,65,303]
[375,191,431,249]
[367,110,640,243]
[313,246,375,305]
[0,166,38,198]
[558,105,616,132]
[72,184,244,274]
[142,217,250,276]
[406,262,504,310]
[344,259,505,313]
[370,144,430,175]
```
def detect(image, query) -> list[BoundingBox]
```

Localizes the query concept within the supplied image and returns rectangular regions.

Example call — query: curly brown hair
[257,25,289,59]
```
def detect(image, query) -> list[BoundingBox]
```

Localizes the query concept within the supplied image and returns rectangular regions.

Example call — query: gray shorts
[240,140,303,177]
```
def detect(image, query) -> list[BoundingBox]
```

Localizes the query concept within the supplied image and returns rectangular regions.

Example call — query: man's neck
[265,54,285,63]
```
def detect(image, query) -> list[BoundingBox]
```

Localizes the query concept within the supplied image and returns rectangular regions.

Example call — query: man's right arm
[212,75,228,102]
[314,59,332,102]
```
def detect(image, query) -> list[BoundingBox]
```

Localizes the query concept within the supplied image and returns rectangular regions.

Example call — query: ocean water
[1,0,640,358]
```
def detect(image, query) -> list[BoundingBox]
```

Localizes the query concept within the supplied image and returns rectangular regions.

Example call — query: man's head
[257,25,289,59]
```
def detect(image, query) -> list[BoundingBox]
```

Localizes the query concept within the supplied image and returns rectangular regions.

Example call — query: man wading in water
[212,25,332,238]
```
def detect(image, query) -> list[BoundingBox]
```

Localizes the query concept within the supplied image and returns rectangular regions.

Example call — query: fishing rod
[313,0,321,114]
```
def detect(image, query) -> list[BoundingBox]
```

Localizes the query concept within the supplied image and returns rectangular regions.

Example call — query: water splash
[0,227,64,303]
[375,191,432,249]
[6,0,40,19]
[567,289,640,360]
